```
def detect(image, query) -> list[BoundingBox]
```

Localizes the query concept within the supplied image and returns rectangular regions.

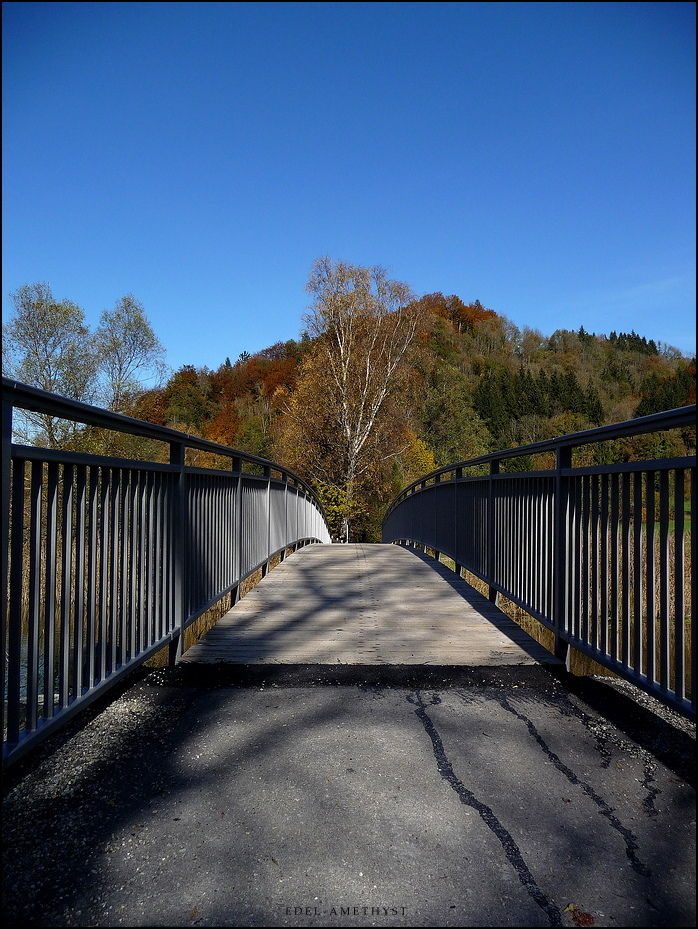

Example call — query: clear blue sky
[3,1,696,379]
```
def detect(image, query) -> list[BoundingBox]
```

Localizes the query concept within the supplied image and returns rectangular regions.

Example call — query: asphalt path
[2,663,695,928]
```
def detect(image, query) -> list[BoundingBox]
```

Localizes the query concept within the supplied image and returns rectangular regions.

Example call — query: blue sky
[3,1,696,379]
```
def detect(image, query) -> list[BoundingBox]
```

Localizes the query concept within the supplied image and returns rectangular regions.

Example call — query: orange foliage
[129,388,167,426]
[206,403,241,447]
[412,292,499,334]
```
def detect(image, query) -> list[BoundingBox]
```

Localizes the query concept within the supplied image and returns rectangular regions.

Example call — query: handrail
[2,377,312,481]
[386,403,697,518]
[2,378,332,767]
[383,405,696,720]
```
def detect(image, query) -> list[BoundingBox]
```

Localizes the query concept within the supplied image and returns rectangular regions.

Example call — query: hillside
[129,294,695,540]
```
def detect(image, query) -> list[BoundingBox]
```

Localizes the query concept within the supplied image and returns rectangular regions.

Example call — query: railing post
[232,456,242,603]
[169,439,186,666]
[281,471,288,559]
[488,459,499,604]
[262,465,271,577]
[553,445,572,665]
[454,466,462,569]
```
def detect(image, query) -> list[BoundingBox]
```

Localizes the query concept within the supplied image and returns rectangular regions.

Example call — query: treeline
[4,273,695,540]
[134,293,694,537]
[473,368,604,442]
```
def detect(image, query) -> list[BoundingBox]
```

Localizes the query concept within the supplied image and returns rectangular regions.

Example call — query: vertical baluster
[154,472,163,642]
[581,475,590,644]
[168,442,185,664]
[621,471,631,667]
[690,467,696,715]
[0,400,11,747]
[160,472,168,641]
[487,461,497,600]
[517,478,529,603]
[548,478,555,622]
[109,470,120,673]
[210,475,216,596]
[73,465,86,697]
[609,473,620,662]
[522,478,528,606]
[645,470,656,686]
[658,469,671,691]
[85,466,99,690]
[553,446,572,661]
[570,475,581,641]
[26,461,42,731]
[212,475,217,594]
[147,472,157,647]
[213,476,220,594]
[43,462,58,717]
[203,474,210,594]
[516,477,523,602]
[203,475,208,607]
[632,470,644,678]
[226,474,233,572]
[223,475,230,588]
[143,471,152,651]
[537,480,545,618]
[199,476,205,605]
[187,471,195,629]
[599,474,609,657]
[207,475,213,598]
[59,464,73,708]
[673,469,685,702]
[98,468,111,682]
[129,471,138,658]
[535,479,542,618]
[6,458,25,744]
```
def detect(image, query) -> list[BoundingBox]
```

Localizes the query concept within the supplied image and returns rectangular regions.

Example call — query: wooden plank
[180,543,563,667]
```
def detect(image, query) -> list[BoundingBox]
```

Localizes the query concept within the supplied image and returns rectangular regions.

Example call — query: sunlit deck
[179,543,562,667]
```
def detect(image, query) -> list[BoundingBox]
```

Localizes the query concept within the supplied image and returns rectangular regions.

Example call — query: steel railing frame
[383,404,696,719]
[2,378,331,767]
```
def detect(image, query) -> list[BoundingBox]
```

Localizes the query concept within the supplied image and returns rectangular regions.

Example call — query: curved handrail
[2,378,331,767]
[2,376,318,493]
[385,403,696,520]
[383,405,696,720]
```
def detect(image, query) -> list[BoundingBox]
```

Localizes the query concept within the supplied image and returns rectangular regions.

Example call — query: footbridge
[2,378,695,769]
[2,379,696,928]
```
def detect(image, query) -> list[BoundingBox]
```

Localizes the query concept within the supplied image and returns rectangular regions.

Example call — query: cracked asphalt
[2,664,695,928]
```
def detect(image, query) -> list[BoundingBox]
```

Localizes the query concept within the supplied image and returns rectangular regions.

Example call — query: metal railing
[383,405,696,719]
[2,378,331,766]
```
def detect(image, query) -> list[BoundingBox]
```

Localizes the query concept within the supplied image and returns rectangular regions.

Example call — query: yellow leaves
[402,430,436,480]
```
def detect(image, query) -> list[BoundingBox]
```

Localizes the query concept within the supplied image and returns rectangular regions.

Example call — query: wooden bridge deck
[180,543,562,667]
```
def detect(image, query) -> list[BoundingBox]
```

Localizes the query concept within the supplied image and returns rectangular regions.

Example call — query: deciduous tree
[281,257,420,539]
[94,294,167,413]
[2,282,98,446]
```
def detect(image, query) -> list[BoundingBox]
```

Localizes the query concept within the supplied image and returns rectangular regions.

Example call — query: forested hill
[133,293,694,458]
[126,292,694,538]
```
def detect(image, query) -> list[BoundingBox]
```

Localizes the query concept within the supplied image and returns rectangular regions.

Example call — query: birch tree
[94,294,167,413]
[292,257,419,540]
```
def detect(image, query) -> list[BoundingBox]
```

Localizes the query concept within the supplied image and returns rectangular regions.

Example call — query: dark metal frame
[383,405,696,720]
[2,378,331,767]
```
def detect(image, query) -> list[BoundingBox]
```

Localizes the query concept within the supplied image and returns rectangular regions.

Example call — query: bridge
[2,378,696,927]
